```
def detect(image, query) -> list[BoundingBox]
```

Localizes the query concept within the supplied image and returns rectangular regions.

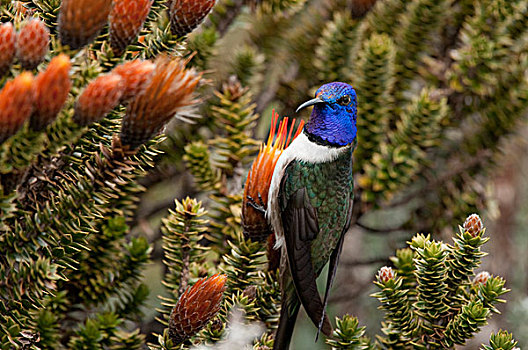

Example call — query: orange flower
[0,22,16,76]
[73,74,124,126]
[111,59,155,102]
[169,274,227,344]
[58,0,113,50]
[376,266,396,284]
[472,271,490,286]
[109,0,153,56]
[463,214,483,237]
[168,0,216,37]
[241,110,304,241]
[120,55,201,148]
[30,54,71,131]
[16,18,49,70]
[0,72,34,143]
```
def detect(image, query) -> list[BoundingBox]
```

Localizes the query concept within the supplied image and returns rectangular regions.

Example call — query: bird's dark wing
[280,184,332,336]
[317,197,353,339]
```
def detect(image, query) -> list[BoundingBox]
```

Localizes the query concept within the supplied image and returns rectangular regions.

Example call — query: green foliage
[208,80,259,176]
[1,0,526,348]
[371,272,415,346]
[353,32,395,169]
[392,0,448,93]
[359,89,448,203]
[315,12,358,82]
[325,315,372,350]
[368,219,513,349]
[445,226,489,308]
[481,330,519,350]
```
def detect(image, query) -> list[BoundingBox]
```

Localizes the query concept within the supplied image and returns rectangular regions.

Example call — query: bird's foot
[247,193,267,214]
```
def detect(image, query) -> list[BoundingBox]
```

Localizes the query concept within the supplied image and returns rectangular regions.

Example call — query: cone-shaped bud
[16,18,49,70]
[73,74,124,126]
[109,0,153,56]
[0,22,16,76]
[168,0,216,37]
[111,59,155,102]
[169,273,227,345]
[377,266,395,283]
[242,110,304,241]
[120,55,201,148]
[350,0,378,18]
[58,0,113,49]
[464,213,483,237]
[30,54,71,131]
[0,72,34,143]
[473,271,490,286]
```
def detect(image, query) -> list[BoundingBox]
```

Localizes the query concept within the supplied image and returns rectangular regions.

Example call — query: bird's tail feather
[273,299,300,350]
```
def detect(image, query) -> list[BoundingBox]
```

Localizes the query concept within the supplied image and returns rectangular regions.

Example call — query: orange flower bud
[109,0,153,56]
[242,110,304,241]
[473,271,490,286]
[377,266,395,284]
[120,55,201,148]
[168,0,216,37]
[463,213,483,237]
[58,0,113,49]
[169,274,227,344]
[0,72,34,143]
[111,59,155,102]
[0,22,16,76]
[73,74,124,126]
[16,18,49,70]
[30,54,71,131]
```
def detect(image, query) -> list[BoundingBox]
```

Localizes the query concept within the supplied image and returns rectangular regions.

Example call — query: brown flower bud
[111,59,155,102]
[16,18,49,70]
[120,55,201,148]
[350,0,378,18]
[377,266,395,283]
[242,110,304,241]
[0,22,16,76]
[58,0,113,49]
[473,271,490,286]
[73,74,124,126]
[109,0,153,56]
[168,0,216,37]
[0,72,34,143]
[30,54,71,131]
[169,273,227,345]
[463,213,483,237]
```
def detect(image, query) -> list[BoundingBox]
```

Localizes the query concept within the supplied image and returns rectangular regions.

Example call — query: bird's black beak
[296,97,325,113]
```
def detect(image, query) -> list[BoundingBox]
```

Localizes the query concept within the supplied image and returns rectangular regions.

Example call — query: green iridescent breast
[280,146,354,275]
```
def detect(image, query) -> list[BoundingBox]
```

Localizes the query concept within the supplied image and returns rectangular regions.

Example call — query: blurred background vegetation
[1,0,528,348]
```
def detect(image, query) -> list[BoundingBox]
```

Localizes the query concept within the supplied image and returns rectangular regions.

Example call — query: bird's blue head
[297,82,357,147]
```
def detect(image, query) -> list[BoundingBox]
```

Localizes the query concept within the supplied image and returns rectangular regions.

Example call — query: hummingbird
[266,82,357,349]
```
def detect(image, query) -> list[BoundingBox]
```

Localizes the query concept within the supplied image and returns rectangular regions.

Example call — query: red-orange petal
[169,274,227,344]
[30,54,71,131]
[0,72,34,143]
[73,73,124,126]
[0,22,16,76]
[111,59,155,102]
[168,0,216,37]
[58,0,113,49]
[120,55,201,148]
[241,110,304,241]
[109,0,153,55]
[16,18,49,70]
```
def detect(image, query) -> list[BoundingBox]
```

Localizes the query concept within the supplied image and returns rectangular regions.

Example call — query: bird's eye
[338,95,351,105]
